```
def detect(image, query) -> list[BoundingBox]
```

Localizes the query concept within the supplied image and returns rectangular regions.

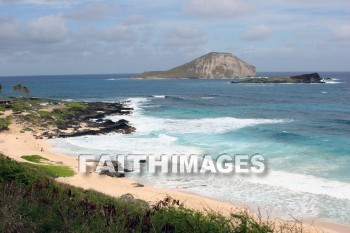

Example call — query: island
[134,52,256,78]
[231,73,325,84]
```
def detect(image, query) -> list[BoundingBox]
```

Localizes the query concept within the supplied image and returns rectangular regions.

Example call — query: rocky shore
[3,97,135,139]
[48,102,135,138]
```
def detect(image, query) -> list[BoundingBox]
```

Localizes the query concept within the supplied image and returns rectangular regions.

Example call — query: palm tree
[13,84,22,95]
[22,86,30,96]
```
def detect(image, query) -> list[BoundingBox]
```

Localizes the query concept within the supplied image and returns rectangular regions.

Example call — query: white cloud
[241,24,273,41]
[27,15,68,43]
[183,0,254,18]
[0,0,81,7]
[75,24,142,44]
[0,17,19,40]
[123,15,149,26]
[162,24,206,47]
[65,2,120,20]
[101,25,136,42]
[0,15,68,44]
[330,24,350,41]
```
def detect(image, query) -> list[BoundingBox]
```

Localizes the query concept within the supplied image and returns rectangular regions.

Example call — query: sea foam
[107,98,291,135]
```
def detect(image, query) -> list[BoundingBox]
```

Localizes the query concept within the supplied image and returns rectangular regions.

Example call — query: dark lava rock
[57,123,68,130]
[290,73,322,83]
[132,183,144,187]
[99,170,125,178]
[49,102,135,138]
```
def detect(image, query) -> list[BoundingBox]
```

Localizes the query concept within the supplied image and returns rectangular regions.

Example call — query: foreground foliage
[0,155,284,233]
[0,116,12,131]
[21,155,75,177]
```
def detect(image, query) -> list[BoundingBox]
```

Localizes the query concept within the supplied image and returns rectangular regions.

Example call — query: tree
[12,84,22,95]
[0,84,2,93]
[22,86,30,96]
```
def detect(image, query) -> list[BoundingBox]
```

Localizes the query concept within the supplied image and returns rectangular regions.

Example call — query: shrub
[66,102,87,110]
[0,155,280,233]
[0,116,12,131]
[10,102,30,112]
[0,105,6,112]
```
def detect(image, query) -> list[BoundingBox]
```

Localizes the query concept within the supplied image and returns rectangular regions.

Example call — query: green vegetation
[10,97,45,112]
[5,98,67,127]
[236,77,296,84]
[21,155,49,163]
[38,110,52,117]
[11,102,31,112]
[12,83,31,96]
[0,116,12,131]
[35,164,75,177]
[0,155,292,232]
[66,101,88,110]
[22,86,30,96]
[12,83,22,93]
[0,97,91,131]
[21,155,74,177]
[51,102,87,124]
[0,105,6,112]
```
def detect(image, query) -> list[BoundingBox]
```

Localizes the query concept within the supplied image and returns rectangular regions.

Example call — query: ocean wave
[165,96,185,100]
[145,171,350,223]
[324,81,345,84]
[52,133,200,155]
[107,98,292,135]
[151,95,166,98]
[106,78,124,81]
[248,170,350,200]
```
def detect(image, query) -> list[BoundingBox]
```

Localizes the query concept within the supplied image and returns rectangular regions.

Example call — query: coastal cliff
[134,52,256,79]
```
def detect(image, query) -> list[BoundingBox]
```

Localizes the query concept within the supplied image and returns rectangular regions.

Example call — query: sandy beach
[0,120,349,233]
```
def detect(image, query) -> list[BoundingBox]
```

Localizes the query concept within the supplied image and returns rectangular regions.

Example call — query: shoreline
[1,121,349,232]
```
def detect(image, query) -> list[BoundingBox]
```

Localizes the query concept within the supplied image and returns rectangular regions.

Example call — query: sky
[0,0,349,76]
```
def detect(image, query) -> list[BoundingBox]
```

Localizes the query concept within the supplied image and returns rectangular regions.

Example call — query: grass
[3,98,70,127]
[0,105,6,112]
[21,155,49,163]
[21,155,74,177]
[0,154,295,232]
[10,102,31,112]
[38,110,52,118]
[66,101,88,110]
[0,116,12,131]
[4,98,94,129]
[36,164,75,177]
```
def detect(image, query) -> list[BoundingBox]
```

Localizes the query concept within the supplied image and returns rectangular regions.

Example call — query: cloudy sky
[0,0,349,76]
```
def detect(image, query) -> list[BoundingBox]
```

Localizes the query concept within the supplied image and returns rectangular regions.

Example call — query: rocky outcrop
[290,73,322,83]
[134,52,256,78]
[33,102,135,139]
[231,73,324,84]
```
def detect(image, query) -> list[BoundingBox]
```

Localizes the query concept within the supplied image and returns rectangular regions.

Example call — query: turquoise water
[1,72,349,224]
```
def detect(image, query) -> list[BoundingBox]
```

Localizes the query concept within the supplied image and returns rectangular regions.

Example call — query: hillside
[134,52,256,79]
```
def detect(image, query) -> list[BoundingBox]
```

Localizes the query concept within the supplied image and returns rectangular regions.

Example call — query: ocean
[1,72,349,225]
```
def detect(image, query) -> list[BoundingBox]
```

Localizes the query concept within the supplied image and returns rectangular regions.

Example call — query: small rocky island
[134,52,256,79]
[231,73,325,84]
